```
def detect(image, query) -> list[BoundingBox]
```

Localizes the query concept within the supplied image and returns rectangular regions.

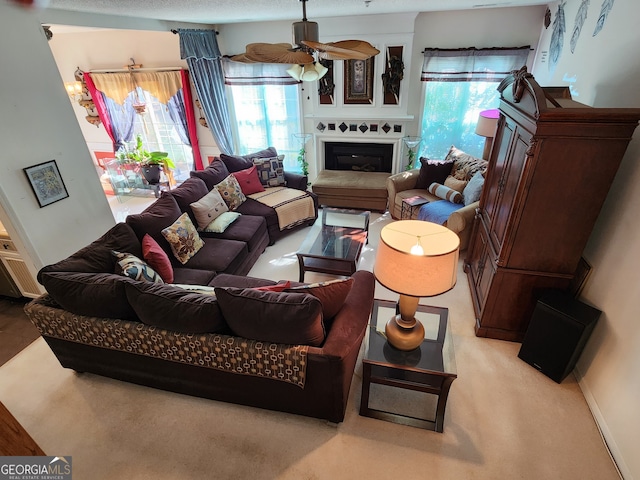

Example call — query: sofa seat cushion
[215,287,325,346]
[208,273,277,289]
[173,237,248,275]
[38,223,142,282]
[200,214,267,253]
[417,200,464,225]
[393,189,439,220]
[124,281,227,333]
[172,268,217,286]
[39,271,138,320]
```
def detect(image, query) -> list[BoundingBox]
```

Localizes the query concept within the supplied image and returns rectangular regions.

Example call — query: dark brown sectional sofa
[25,159,374,422]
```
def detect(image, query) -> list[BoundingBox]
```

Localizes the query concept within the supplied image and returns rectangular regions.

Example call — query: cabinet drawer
[0,239,17,253]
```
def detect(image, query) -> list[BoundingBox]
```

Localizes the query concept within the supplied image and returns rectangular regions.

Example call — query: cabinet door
[482,116,514,229]
[487,121,532,257]
[466,219,496,319]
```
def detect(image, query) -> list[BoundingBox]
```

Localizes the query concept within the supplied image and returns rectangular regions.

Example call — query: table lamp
[475,109,500,160]
[374,221,460,351]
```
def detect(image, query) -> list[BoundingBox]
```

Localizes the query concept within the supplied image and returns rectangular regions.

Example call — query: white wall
[531,1,640,478]
[0,3,115,272]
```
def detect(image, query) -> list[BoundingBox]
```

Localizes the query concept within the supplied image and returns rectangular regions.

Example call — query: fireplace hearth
[324,142,393,173]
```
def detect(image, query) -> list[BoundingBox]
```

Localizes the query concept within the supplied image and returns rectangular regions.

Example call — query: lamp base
[385,315,425,351]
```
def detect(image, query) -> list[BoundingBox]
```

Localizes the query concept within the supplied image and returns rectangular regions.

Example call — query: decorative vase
[141,164,162,185]
[402,136,422,171]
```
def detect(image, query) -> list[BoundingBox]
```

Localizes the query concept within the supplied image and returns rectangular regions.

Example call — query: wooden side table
[401,196,429,219]
[360,299,457,432]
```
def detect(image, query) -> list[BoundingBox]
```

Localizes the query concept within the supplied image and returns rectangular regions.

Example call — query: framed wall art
[23,159,69,207]
[344,57,374,105]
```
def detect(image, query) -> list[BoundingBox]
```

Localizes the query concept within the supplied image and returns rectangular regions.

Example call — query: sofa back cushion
[40,271,138,320]
[215,287,325,346]
[285,277,354,321]
[37,222,142,282]
[219,147,278,173]
[169,177,209,224]
[190,160,230,190]
[124,281,227,333]
[126,193,181,256]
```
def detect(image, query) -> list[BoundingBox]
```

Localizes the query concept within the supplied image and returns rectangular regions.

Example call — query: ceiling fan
[231,0,380,80]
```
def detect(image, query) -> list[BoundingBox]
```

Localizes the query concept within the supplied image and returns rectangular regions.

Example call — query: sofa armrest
[445,201,478,234]
[386,169,419,200]
[285,171,308,191]
[308,270,375,360]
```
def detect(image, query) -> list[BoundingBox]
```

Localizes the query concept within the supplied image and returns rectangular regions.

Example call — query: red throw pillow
[253,280,291,292]
[233,165,265,195]
[142,234,174,283]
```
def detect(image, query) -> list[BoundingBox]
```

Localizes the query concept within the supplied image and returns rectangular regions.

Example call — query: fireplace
[324,142,393,173]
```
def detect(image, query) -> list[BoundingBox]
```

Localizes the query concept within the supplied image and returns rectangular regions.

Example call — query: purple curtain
[102,93,137,152]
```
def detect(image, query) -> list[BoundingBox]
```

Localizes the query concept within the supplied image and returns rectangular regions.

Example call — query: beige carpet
[0,211,620,479]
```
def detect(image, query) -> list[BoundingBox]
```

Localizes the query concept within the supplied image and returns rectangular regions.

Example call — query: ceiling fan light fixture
[314,62,328,79]
[286,64,304,81]
[301,64,320,81]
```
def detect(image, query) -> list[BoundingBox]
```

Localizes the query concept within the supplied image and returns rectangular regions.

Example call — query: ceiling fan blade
[232,43,314,64]
[302,40,380,60]
[248,43,314,64]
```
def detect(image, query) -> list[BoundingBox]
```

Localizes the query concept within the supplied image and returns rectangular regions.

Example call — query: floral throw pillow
[215,174,247,210]
[161,212,204,264]
[253,155,286,187]
[112,251,164,284]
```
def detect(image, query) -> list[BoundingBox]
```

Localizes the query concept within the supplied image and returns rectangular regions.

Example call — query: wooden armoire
[465,68,640,342]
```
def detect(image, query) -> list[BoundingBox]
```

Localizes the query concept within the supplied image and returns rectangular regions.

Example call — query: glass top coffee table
[360,299,457,432]
[296,208,370,282]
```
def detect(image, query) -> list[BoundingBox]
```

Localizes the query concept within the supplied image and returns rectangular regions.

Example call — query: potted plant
[117,135,175,185]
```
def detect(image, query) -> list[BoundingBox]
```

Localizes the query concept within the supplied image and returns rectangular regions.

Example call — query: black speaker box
[518,290,601,383]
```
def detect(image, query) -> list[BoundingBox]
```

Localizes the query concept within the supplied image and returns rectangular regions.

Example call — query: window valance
[90,70,183,105]
[178,29,221,61]
[421,46,530,82]
[222,58,301,86]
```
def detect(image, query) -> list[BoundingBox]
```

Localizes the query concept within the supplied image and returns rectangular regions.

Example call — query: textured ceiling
[45,0,547,25]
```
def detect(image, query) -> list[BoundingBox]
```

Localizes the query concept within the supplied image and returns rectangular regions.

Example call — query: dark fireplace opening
[324,142,393,173]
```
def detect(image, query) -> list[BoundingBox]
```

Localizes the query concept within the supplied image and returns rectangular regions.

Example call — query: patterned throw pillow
[445,145,488,181]
[428,182,464,204]
[190,188,229,229]
[215,174,247,210]
[112,251,164,284]
[253,155,286,187]
[161,212,204,264]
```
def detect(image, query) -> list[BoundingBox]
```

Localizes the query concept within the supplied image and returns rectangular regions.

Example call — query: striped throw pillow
[428,183,463,204]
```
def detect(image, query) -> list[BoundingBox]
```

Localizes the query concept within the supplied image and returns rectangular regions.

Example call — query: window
[228,84,302,172]
[420,81,500,159]
[128,89,193,183]
[418,47,530,160]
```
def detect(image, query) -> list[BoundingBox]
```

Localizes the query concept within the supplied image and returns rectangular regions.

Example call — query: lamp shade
[475,109,500,138]
[374,221,459,297]
[286,64,303,81]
